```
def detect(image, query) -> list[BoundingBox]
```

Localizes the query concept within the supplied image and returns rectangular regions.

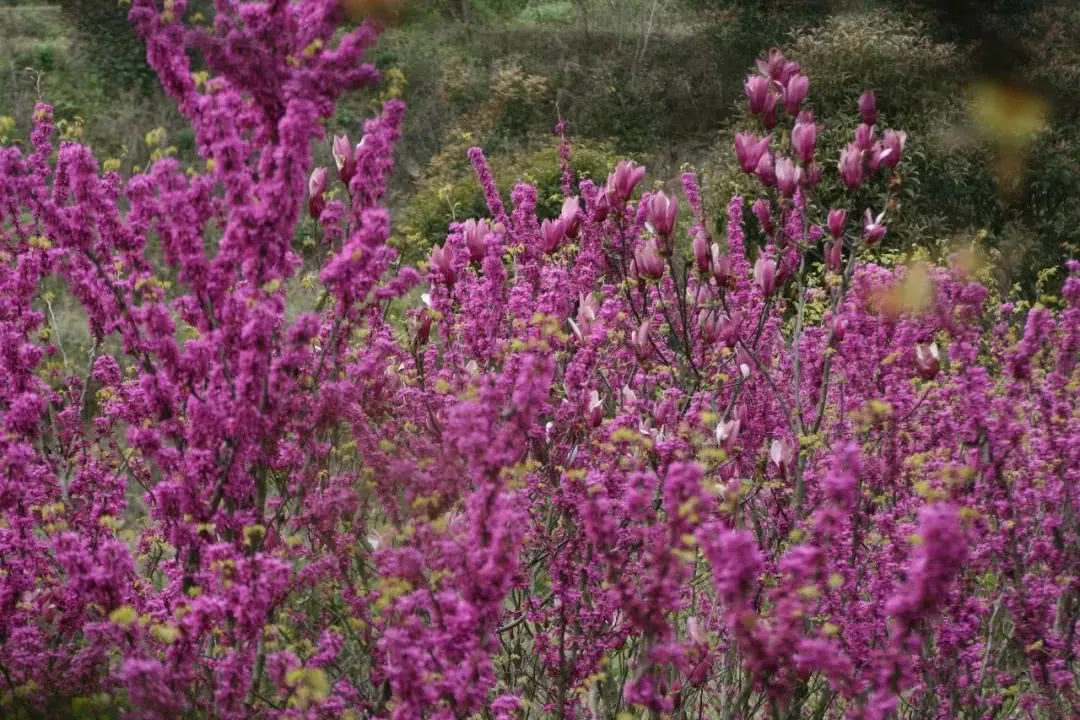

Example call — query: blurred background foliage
[0,0,1077,294]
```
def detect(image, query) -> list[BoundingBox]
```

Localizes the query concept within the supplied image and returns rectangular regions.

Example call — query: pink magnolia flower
[761,91,779,130]
[333,133,355,183]
[862,208,887,245]
[687,283,712,308]
[779,60,801,86]
[569,292,601,342]
[687,616,708,645]
[692,233,710,273]
[631,320,651,360]
[745,75,770,115]
[784,73,809,116]
[755,152,776,187]
[756,48,786,79]
[825,239,843,272]
[791,114,817,164]
[838,144,864,189]
[735,133,771,174]
[540,217,566,254]
[462,218,491,262]
[560,196,581,238]
[606,160,647,204]
[855,123,875,152]
[770,438,795,475]
[586,390,603,428]
[775,156,801,198]
[880,129,907,168]
[700,308,723,343]
[647,190,678,239]
[307,167,328,219]
[752,198,774,233]
[633,239,666,280]
[711,244,732,285]
[915,342,941,380]
[827,209,847,239]
[859,89,878,125]
[754,256,778,296]
[715,418,741,452]
[591,188,611,221]
[429,243,456,285]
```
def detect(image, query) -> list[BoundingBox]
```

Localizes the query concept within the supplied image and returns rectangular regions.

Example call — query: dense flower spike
[0,10,1076,720]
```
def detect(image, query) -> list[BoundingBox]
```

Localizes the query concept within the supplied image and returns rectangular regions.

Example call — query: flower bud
[647,191,678,239]
[825,239,843,272]
[858,90,877,125]
[791,115,817,164]
[755,152,776,188]
[827,316,848,345]
[752,198,774,234]
[307,167,328,219]
[784,74,809,116]
[827,209,847,239]
[736,345,753,378]
[631,320,651,361]
[775,156,801,198]
[692,233,710,273]
[586,390,603,428]
[770,438,795,475]
[754,256,777,296]
[838,144,864,189]
[711,244,731,285]
[413,308,432,344]
[744,75,770,115]
[333,134,355,183]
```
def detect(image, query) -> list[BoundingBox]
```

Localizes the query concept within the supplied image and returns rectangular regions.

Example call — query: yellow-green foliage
[394,136,618,264]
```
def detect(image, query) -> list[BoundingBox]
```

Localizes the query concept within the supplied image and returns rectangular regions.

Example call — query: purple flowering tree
[0,2,1077,718]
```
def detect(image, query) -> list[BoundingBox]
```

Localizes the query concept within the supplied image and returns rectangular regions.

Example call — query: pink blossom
[784,73,809,115]
[754,256,778,295]
[859,89,878,125]
[735,132,771,173]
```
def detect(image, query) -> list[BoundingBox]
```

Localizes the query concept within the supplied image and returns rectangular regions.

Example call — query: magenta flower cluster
[0,4,1077,719]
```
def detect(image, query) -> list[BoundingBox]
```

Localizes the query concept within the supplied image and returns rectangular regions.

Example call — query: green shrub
[515,1,576,25]
[56,0,156,93]
[394,136,618,263]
